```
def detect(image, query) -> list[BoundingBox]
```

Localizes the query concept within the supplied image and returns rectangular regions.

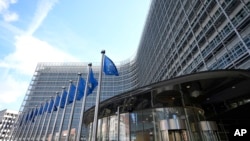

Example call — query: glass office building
[84,70,250,141]
[12,0,250,140]
[136,0,250,87]
[12,61,138,141]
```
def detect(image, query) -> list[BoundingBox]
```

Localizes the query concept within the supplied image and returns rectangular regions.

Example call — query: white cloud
[0,0,64,110]
[10,0,17,4]
[0,35,79,110]
[0,1,7,12]
[0,0,18,22]
[27,0,58,35]
[0,0,72,111]
[0,74,28,104]
[0,0,17,12]
[0,35,79,75]
[3,11,18,22]
[0,20,23,35]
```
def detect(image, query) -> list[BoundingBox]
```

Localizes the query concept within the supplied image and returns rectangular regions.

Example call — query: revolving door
[87,107,221,141]
[160,118,188,141]
[158,107,220,141]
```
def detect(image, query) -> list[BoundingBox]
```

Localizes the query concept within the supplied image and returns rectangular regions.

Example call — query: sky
[0,0,151,111]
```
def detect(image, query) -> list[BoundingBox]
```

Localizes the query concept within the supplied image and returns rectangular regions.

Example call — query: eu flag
[48,98,55,113]
[44,101,49,112]
[76,77,86,100]
[54,95,60,111]
[88,68,98,94]
[29,109,34,121]
[39,104,43,115]
[60,90,67,108]
[25,112,29,124]
[68,84,76,104]
[34,108,38,117]
[103,55,119,76]
[19,114,24,126]
[32,108,38,122]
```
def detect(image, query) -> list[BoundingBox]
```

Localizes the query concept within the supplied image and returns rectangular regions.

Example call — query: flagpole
[29,104,41,141]
[23,108,33,140]
[65,73,81,141]
[28,110,36,141]
[19,110,30,141]
[38,98,52,141]
[92,50,105,141]
[58,81,72,140]
[19,112,28,141]
[24,106,36,140]
[33,102,47,141]
[17,112,27,141]
[76,63,91,141]
[44,93,57,141]
[50,89,64,140]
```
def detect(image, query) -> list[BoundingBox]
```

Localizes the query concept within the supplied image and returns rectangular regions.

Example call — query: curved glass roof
[84,69,250,124]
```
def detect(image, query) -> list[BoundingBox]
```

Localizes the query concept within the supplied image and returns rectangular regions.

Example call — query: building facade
[12,0,250,140]
[12,61,137,141]
[136,0,250,87]
[83,70,250,141]
[0,109,18,140]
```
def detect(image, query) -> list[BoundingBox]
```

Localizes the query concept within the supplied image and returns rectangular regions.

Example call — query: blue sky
[0,0,151,111]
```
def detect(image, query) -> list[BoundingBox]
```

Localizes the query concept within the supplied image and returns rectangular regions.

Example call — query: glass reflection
[88,107,221,141]
[119,113,130,141]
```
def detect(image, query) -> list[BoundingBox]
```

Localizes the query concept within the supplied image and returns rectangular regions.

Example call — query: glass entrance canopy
[84,70,250,141]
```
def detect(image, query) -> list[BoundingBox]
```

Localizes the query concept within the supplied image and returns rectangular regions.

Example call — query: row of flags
[12,53,119,141]
[19,67,98,127]
[19,54,116,126]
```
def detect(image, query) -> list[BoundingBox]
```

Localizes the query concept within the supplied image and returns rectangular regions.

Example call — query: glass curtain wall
[88,107,220,141]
